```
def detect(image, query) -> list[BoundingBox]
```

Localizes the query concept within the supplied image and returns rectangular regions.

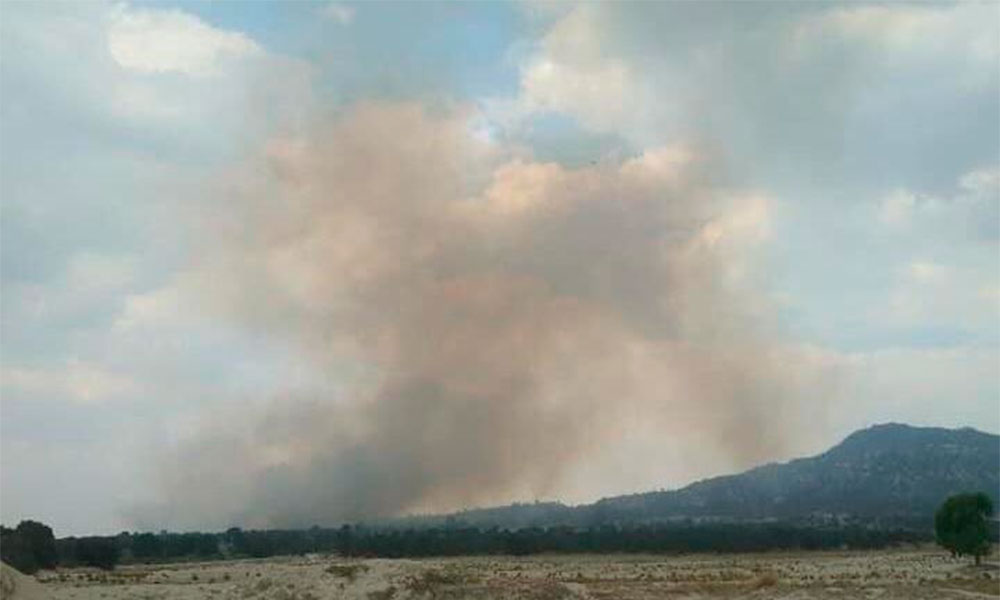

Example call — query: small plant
[325,563,369,582]
[750,571,779,589]
[255,577,273,592]
[367,587,397,600]
[403,569,465,594]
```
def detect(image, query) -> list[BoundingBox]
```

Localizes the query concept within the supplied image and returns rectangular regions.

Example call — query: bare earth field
[28,548,1000,600]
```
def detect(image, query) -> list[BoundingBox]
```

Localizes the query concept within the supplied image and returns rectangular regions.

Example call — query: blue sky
[1,1,998,535]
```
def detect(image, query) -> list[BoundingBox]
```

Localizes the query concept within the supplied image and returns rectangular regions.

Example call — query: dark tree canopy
[0,520,57,574]
[73,536,121,570]
[131,532,162,561]
[935,492,994,565]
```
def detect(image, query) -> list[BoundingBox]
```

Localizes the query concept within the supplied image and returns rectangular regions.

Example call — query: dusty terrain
[22,548,1000,599]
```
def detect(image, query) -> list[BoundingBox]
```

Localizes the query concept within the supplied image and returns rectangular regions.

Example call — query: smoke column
[141,103,824,529]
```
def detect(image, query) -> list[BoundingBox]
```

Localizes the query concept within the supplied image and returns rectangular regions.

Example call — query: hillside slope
[429,423,999,529]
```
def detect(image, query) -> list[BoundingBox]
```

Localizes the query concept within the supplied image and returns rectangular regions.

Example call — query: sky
[1,1,998,536]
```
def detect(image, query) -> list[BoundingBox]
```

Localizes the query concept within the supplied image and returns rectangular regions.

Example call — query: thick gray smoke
[141,103,827,530]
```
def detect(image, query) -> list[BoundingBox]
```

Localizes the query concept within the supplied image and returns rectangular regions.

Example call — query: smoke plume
[143,102,820,529]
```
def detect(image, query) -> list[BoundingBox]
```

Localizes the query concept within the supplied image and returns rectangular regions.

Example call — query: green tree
[935,492,994,565]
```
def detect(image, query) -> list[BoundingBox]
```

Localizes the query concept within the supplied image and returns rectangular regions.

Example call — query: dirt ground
[27,548,1000,599]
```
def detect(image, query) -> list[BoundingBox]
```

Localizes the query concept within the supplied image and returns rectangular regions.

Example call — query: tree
[131,532,162,561]
[1,528,37,574]
[16,520,58,570]
[935,492,994,565]
[0,520,57,573]
[75,537,120,570]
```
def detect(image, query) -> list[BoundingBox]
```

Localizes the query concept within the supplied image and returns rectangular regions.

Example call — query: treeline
[335,523,929,557]
[1,521,57,574]
[2,521,121,573]
[3,519,936,571]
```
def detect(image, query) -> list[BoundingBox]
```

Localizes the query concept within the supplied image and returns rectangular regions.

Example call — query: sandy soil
[21,548,1000,599]
[1,562,47,600]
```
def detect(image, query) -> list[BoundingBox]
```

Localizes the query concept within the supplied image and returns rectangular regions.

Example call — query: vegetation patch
[325,562,370,581]
[750,571,779,589]
[403,568,467,594]
[367,586,397,600]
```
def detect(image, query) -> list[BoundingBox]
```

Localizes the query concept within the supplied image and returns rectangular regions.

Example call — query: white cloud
[840,346,999,432]
[108,5,261,77]
[879,189,917,226]
[883,260,997,334]
[321,3,355,26]
[960,166,1000,197]
[521,56,635,130]
[906,261,946,285]
[114,284,185,333]
[868,167,1000,336]
[0,252,140,329]
[2,360,140,406]
[3,1,312,153]
[618,145,695,187]
[506,1,998,166]
[509,5,668,141]
[877,165,1000,237]
[66,252,138,294]
[698,194,772,249]
[796,4,999,65]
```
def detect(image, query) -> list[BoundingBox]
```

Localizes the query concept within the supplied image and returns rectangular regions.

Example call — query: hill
[25,423,994,563]
[423,423,999,529]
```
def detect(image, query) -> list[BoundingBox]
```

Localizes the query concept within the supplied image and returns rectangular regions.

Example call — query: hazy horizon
[2,1,998,538]
[11,420,1000,537]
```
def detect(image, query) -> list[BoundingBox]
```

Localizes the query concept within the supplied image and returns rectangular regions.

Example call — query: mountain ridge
[393,423,999,530]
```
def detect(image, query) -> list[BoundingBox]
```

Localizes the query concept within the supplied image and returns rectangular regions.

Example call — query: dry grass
[749,570,779,589]
[325,562,371,581]
[30,548,1000,599]
[366,586,397,600]
[403,568,466,594]
[931,573,1000,596]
